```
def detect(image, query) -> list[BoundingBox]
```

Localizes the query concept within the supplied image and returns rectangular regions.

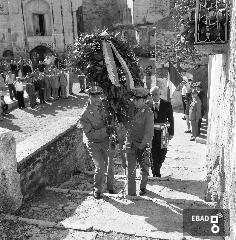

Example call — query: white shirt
[6,74,15,84]
[15,81,24,92]
[182,85,187,95]
[153,100,160,111]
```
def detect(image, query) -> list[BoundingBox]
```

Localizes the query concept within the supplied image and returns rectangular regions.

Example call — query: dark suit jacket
[147,98,174,136]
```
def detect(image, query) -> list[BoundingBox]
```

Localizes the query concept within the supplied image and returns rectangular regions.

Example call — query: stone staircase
[0,113,215,240]
[0,163,216,240]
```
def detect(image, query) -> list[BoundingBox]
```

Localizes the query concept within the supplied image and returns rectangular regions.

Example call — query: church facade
[0,0,131,60]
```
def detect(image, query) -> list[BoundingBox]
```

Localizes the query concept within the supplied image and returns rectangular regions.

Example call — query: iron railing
[194,0,230,44]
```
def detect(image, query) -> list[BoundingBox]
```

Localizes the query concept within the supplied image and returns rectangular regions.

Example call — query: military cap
[86,86,103,95]
[132,87,148,98]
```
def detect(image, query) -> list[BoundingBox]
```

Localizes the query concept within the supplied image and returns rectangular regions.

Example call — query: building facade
[132,0,175,48]
[0,0,131,61]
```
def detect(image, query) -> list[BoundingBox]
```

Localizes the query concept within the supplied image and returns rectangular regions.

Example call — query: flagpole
[167,60,171,101]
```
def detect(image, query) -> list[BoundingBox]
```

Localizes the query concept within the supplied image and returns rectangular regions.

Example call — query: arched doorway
[30,45,54,69]
[2,50,14,58]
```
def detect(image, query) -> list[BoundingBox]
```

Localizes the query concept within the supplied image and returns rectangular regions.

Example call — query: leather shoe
[139,188,146,196]
[184,130,191,133]
[93,191,101,199]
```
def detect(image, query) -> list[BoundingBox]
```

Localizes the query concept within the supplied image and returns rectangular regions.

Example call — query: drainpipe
[60,0,66,52]
[20,0,29,58]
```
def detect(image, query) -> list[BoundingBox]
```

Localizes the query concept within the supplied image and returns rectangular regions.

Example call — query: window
[33,13,45,36]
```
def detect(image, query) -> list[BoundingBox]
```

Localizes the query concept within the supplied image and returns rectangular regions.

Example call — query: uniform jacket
[147,98,174,136]
[50,74,60,89]
[59,73,68,87]
[26,82,35,95]
[197,90,205,116]
[125,104,154,149]
[80,102,109,144]
[189,96,202,121]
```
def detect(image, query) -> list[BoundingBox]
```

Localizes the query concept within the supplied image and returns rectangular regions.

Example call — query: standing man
[59,69,68,99]
[195,82,205,135]
[15,77,25,109]
[145,66,152,90]
[38,72,46,104]
[25,75,36,108]
[80,86,115,199]
[124,87,154,196]
[189,89,202,141]
[181,76,188,120]
[5,71,17,100]
[148,86,174,178]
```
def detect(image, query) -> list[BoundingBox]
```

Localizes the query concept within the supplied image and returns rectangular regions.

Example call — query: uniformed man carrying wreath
[80,86,115,199]
[124,87,154,196]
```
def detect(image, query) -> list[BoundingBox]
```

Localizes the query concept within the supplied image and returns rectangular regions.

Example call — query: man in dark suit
[147,86,174,177]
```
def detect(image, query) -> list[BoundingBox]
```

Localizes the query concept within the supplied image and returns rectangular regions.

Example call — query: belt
[154,122,170,130]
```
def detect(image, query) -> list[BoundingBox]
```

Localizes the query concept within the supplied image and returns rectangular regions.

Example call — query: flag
[168,61,183,87]
[167,61,183,101]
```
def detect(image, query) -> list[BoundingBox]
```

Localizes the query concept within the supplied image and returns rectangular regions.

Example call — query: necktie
[154,103,159,119]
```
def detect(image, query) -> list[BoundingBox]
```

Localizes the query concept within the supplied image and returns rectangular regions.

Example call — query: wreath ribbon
[110,42,134,90]
[102,40,120,86]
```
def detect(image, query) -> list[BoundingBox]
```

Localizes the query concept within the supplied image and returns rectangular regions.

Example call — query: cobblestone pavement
[0,82,88,143]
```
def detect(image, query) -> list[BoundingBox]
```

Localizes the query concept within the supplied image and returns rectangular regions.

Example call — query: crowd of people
[181,76,205,141]
[0,58,78,120]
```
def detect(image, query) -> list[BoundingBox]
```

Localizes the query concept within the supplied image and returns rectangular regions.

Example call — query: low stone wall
[16,117,88,199]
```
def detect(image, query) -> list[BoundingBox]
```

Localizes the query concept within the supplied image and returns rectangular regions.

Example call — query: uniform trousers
[126,142,149,195]
[39,88,45,103]
[191,120,199,138]
[60,86,67,98]
[8,84,17,100]
[69,77,74,94]
[52,88,59,99]
[182,95,186,114]
[151,130,167,176]
[28,93,36,108]
[44,87,51,100]
[88,141,114,194]
[16,91,25,109]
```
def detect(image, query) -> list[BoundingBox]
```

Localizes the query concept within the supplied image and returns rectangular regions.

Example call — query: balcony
[27,35,55,51]
[194,0,230,54]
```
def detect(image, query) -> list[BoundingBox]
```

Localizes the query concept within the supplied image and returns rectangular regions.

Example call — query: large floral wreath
[68,31,144,125]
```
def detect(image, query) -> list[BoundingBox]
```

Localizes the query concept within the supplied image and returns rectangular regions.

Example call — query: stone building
[132,0,175,48]
[0,0,131,62]
[204,0,236,238]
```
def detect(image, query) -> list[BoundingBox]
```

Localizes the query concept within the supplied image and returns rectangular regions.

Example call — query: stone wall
[16,117,88,199]
[206,1,236,238]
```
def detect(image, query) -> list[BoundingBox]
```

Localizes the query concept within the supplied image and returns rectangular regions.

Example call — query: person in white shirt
[5,71,17,100]
[181,76,188,120]
[15,77,25,109]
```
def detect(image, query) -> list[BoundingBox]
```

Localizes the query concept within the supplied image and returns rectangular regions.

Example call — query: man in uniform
[148,86,174,177]
[124,87,154,196]
[25,74,36,108]
[80,86,115,199]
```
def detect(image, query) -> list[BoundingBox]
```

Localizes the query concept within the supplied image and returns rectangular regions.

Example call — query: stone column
[0,128,22,213]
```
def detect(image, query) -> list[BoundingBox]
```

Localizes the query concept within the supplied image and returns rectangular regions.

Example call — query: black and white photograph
[0,0,234,239]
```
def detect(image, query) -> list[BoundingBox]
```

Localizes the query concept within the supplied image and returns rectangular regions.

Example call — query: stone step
[0,186,215,240]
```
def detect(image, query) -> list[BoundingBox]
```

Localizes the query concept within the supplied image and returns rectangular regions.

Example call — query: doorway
[30,45,54,69]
